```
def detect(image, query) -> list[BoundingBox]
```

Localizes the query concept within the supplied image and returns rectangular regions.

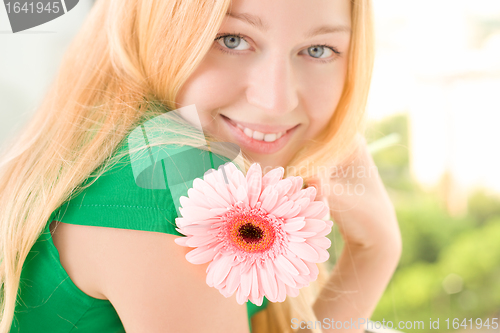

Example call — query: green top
[11,113,268,332]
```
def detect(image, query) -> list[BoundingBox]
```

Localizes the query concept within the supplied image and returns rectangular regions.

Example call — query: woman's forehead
[225,0,352,35]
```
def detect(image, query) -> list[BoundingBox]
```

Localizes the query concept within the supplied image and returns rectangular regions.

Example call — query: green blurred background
[327,113,500,333]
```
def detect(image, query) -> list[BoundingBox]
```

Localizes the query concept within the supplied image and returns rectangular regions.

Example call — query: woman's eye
[215,34,251,52]
[214,33,340,62]
[304,45,336,59]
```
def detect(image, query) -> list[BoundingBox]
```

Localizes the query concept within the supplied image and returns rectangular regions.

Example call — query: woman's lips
[221,115,299,155]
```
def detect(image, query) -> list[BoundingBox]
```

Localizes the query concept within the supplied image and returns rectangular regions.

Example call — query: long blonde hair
[0,0,374,332]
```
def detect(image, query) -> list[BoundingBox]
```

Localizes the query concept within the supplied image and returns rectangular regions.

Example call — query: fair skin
[51,0,402,332]
[175,0,351,171]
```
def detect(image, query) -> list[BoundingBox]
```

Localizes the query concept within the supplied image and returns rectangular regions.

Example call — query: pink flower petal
[304,261,319,280]
[179,206,217,221]
[206,194,230,210]
[227,181,240,200]
[282,217,306,232]
[307,242,330,262]
[219,285,233,298]
[209,207,230,216]
[317,205,330,220]
[230,168,247,192]
[294,197,311,212]
[283,252,310,275]
[273,261,297,288]
[173,236,188,246]
[275,255,300,276]
[179,224,213,236]
[235,185,248,205]
[282,203,302,219]
[271,200,294,217]
[308,236,332,249]
[175,217,188,228]
[224,264,241,296]
[273,195,288,210]
[287,241,320,262]
[288,230,318,238]
[203,169,220,188]
[289,188,308,202]
[285,177,303,197]
[302,201,329,219]
[185,188,211,208]
[276,277,287,302]
[315,220,334,237]
[260,187,279,212]
[262,167,284,188]
[223,162,239,175]
[246,163,262,208]
[236,285,247,305]
[206,261,217,287]
[300,219,327,233]
[186,217,222,226]
[250,265,260,302]
[215,181,233,205]
[287,235,306,242]
[186,234,217,247]
[303,186,317,202]
[179,196,191,208]
[294,274,311,288]
[260,262,278,301]
[240,264,253,298]
[213,254,236,287]
[213,255,235,285]
[211,241,224,254]
[275,179,293,197]
[185,246,217,264]
[192,177,213,192]
[213,264,228,291]
[257,185,271,202]
[196,178,231,208]
[240,262,253,276]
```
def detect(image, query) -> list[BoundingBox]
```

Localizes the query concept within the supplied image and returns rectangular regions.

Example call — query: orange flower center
[228,213,275,253]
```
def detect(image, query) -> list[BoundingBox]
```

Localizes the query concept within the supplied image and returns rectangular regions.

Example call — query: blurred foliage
[359,113,500,332]
[365,113,415,191]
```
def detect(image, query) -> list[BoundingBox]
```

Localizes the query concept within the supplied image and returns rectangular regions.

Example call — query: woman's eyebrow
[226,12,271,32]
[226,11,351,37]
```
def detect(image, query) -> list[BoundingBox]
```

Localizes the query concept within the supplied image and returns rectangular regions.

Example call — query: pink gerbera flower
[174,162,333,306]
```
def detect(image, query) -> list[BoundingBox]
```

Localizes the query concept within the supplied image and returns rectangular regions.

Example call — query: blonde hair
[0,0,374,332]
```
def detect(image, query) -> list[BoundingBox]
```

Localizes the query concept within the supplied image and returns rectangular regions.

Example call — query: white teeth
[235,122,286,142]
[252,131,265,140]
[264,133,277,142]
[243,127,253,138]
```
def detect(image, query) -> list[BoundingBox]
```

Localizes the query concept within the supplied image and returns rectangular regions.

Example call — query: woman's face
[176,0,352,171]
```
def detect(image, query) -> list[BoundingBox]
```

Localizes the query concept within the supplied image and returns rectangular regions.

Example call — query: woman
[0,0,402,332]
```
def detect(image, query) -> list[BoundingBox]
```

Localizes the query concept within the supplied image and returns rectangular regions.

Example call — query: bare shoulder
[50,221,107,299]
[50,221,250,333]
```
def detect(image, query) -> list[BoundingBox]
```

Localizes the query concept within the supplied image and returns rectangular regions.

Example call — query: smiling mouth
[220,114,300,155]
[221,115,299,143]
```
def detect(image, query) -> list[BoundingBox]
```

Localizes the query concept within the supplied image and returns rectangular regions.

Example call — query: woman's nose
[245,54,299,116]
